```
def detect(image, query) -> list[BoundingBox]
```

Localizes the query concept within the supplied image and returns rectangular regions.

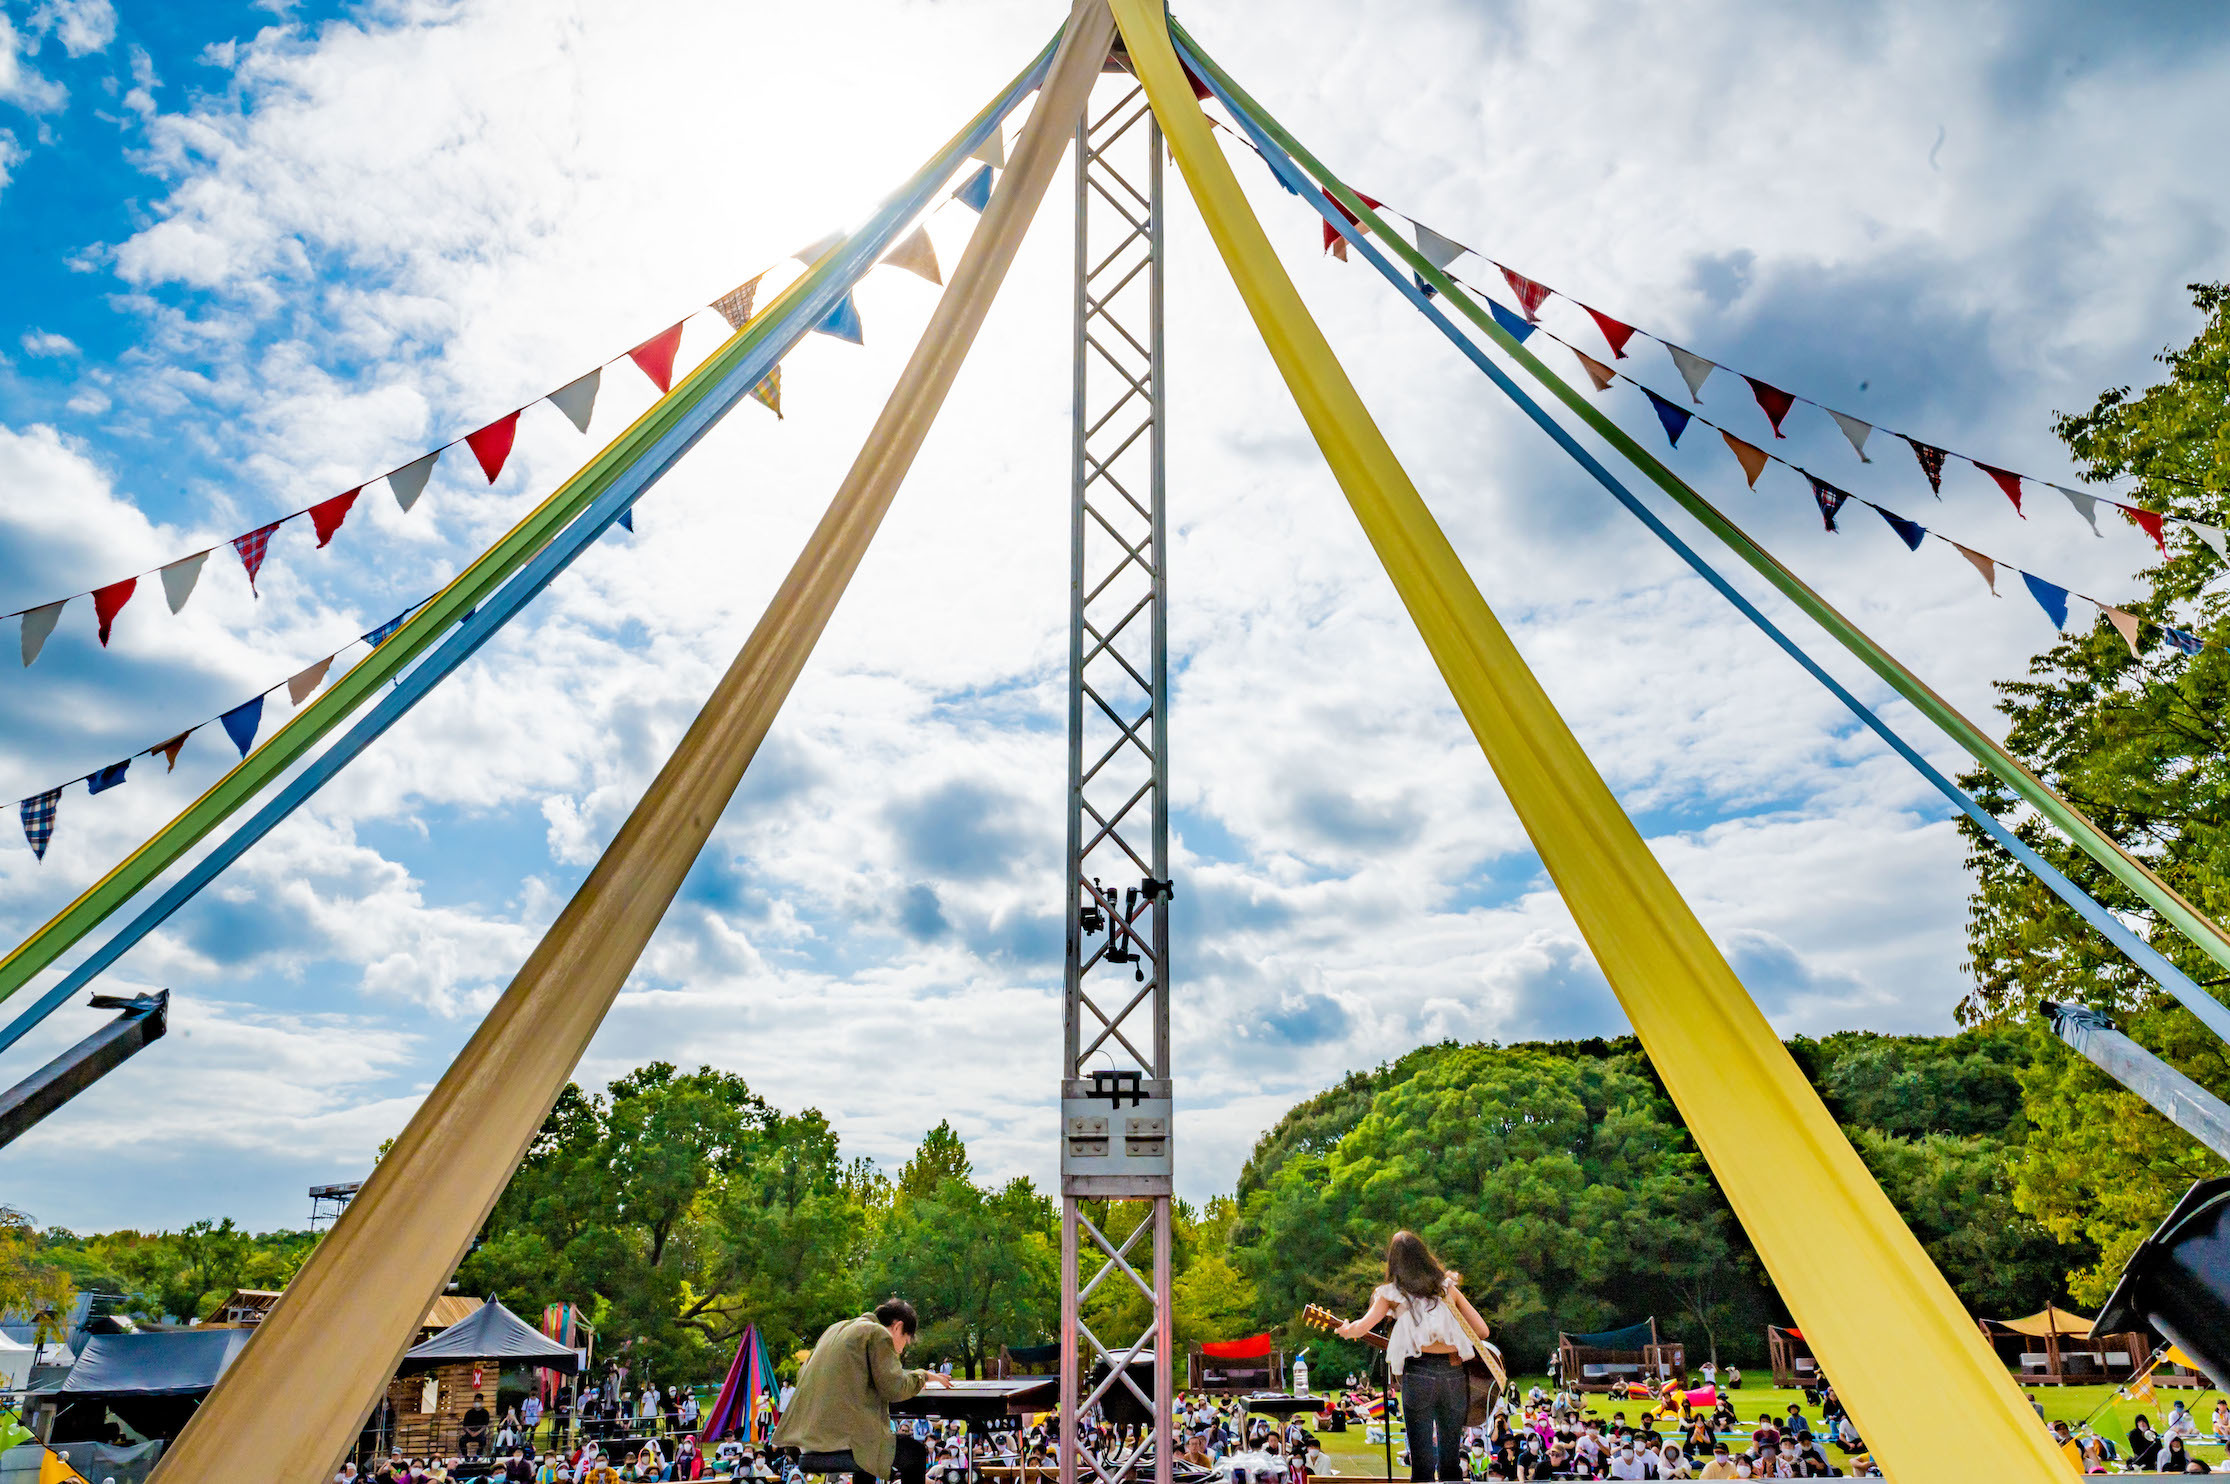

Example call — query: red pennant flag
[2125,504,2169,555]
[92,577,136,647]
[1744,376,1797,438]
[234,521,281,595]
[1973,462,2025,517]
[465,411,521,484]
[1500,266,1551,321]
[1583,306,1638,359]
[1321,192,1383,260]
[628,321,687,394]
[308,488,361,549]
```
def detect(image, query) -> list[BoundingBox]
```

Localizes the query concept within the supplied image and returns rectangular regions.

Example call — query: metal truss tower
[1057,58,1175,1484]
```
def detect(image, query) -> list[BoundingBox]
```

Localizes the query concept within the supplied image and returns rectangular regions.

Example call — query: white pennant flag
[1664,343,1716,403]
[20,600,64,667]
[1413,222,1468,272]
[549,368,602,434]
[2053,485,2103,536]
[970,132,1007,169]
[161,551,211,614]
[390,451,439,513]
[1826,410,1874,462]
[2181,520,2228,561]
[2104,606,2145,660]
[793,230,845,265]
[286,655,335,707]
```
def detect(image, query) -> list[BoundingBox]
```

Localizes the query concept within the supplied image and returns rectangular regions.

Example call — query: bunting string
[1196,113,2224,531]
[1,142,1009,666]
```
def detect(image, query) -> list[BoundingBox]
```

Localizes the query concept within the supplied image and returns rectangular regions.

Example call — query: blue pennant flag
[618,509,634,534]
[1643,387,1692,447]
[2022,572,2070,630]
[1415,272,1437,300]
[2165,625,2204,656]
[1805,474,1851,532]
[1487,299,1535,344]
[1875,506,1926,551]
[220,695,264,759]
[363,610,410,648]
[955,164,994,213]
[87,759,130,795]
[814,292,864,345]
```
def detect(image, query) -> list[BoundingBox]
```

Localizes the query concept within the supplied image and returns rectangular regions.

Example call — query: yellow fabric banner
[1107,1,2068,1479]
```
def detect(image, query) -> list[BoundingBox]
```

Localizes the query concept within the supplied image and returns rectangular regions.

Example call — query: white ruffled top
[1375,1277,1475,1375]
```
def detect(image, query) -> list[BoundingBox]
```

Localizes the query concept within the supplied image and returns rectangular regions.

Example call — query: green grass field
[1302,1378,2225,1476]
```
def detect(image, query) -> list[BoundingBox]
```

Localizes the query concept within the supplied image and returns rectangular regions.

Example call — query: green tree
[0,1210,73,1341]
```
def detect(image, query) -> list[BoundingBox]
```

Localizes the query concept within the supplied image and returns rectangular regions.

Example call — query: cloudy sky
[1,0,2226,1235]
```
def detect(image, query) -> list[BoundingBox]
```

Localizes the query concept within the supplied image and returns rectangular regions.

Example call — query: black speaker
[1090,1352,1161,1427]
[2095,1175,2230,1388]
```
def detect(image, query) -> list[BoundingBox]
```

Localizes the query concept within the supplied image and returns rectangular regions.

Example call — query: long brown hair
[1384,1229,1447,1301]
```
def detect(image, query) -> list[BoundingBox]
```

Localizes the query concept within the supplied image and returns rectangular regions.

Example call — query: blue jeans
[1399,1354,1466,1481]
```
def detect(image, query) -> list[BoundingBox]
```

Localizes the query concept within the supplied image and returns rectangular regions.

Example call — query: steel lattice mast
[1057,55,1175,1484]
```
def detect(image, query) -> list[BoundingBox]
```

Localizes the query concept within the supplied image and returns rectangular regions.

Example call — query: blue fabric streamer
[2167,626,2204,655]
[1643,387,1691,448]
[219,696,263,759]
[2022,572,2069,630]
[1876,507,1926,551]
[956,164,995,213]
[618,509,635,534]
[814,292,864,345]
[86,761,129,796]
[0,49,1056,1063]
[1184,36,2230,1047]
[1486,299,1534,344]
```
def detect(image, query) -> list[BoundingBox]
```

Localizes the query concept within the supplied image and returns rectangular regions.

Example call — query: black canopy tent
[397,1297,579,1373]
[45,1328,253,1443]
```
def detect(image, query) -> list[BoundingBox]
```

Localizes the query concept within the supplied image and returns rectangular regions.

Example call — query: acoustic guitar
[1299,1302,1506,1426]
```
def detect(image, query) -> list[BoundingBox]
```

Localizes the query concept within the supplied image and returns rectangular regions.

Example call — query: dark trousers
[1399,1353,1466,1482]
[794,1434,928,1484]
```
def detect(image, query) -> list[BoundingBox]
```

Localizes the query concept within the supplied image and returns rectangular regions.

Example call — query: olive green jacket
[770,1314,928,1479]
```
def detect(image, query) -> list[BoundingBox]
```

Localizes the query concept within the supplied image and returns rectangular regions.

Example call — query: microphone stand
[1378,1352,1394,1482]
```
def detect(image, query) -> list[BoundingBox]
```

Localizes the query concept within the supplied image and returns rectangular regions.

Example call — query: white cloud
[30,0,117,60]
[2,0,2227,1229]
[0,13,65,113]
[20,329,76,357]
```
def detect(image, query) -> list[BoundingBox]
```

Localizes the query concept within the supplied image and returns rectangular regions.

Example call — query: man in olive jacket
[773,1298,950,1484]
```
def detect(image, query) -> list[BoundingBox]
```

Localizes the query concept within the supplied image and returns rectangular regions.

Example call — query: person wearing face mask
[1607,1440,1646,1480]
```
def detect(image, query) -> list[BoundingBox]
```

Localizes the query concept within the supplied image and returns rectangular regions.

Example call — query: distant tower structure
[307,1180,363,1231]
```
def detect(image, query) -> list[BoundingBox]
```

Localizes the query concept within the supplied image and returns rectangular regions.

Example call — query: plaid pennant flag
[711,275,763,332]
[751,365,783,419]
[2165,626,2205,656]
[1499,265,1552,321]
[20,788,60,860]
[235,521,282,596]
[363,608,412,648]
[1805,473,1851,532]
[1907,437,1948,496]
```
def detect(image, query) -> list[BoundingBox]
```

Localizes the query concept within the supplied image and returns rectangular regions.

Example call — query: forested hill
[1227,1026,2180,1376]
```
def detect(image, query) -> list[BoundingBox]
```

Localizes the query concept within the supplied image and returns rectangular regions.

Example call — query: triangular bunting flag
[549,368,602,433]
[309,488,361,549]
[1745,376,1797,438]
[1643,387,1692,447]
[2103,607,2144,660]
[2165,626,2204,656]
[1805,474,1850,532]
[363,611,410,648]
[618,508,635,534]
[955,164,994,213]
[1974,462,2025,516]
[160,551,209,614]
[1906,437,1948,495]
[1320,191,1382,260]
[20,601,64,667]
[86,759,129,795]
[150,731,190,771]
[92,577,136,647]
[1413,222,1467,272]
[628,321,687,395]
[1414,271,1438,300]
[1876,506,1926,551]
[2022,571,2069,629]
[1827,410,1875,462]
[220,695,264,758]
[970,131,1007,169]
[751,365,783,419]
[234,522,281,596]
[882,225,942,285]
[814,293,864,345]
[1953,543,1999,595]
[2054,485,2103,535]
[1572,348,1617,393]
[1499,266,1551,321]
[465,410,521,484]
[1665,343,1716,403]
[2183,520,2229,561]
[1583,306,1637,359]
[1487,299,1535,344]
[1721,430,1770,489]
[389,451,438,513]
[711,275,763,332]
[793,230,844,265]
[287,655,334,707]
[20,789,59,860]
[2124,505,2169,556]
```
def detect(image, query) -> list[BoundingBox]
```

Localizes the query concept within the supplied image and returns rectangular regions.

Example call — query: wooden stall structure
[384,1297,580,1459]
[1975,1306,2147,1386]
[1766,1325,1818,1389]
[1557,1318,1684,1393]
[1187,1333,1282,1393]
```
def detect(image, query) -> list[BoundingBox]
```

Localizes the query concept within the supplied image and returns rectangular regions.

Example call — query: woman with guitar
[1328,1231,1494,1483]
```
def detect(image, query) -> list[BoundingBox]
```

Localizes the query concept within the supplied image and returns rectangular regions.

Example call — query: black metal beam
[0,991,168,1150]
